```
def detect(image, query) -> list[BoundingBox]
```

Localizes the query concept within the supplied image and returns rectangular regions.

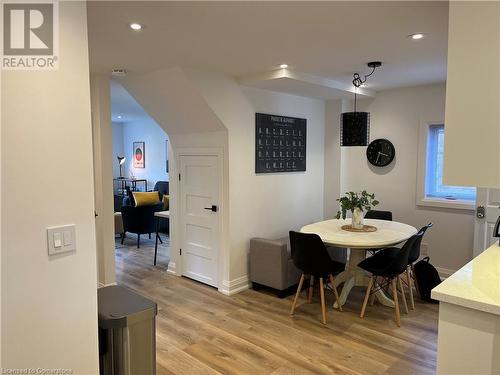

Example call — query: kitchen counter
[432,242,500,375]
[432,242,500,315]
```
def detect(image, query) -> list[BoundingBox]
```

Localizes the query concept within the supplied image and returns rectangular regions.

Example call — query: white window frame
[416,121,475,211]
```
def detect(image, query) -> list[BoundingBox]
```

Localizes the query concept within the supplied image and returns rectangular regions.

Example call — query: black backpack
[413,257,441,303]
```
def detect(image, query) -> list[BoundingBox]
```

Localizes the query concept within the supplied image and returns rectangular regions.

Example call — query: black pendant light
[341,61,382,146]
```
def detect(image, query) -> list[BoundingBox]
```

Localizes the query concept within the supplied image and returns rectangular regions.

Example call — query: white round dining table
[300,218,417,308]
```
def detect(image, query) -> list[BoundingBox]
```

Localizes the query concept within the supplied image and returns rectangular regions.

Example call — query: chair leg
[369,276,376,306]
[391,278,401,327]
[149,233,151,239]
[319,278,327,325]
[120,232,125,245]
[406,267,415,310]
[398,275,409,314]
[328,274,342,312]
[137,234,140,248]
[308,276,315,303]
[290,274,305,316]
[360,276,373,318]
[154,236,158,266]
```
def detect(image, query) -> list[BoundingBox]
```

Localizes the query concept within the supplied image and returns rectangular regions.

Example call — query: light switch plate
[47,224,76,255]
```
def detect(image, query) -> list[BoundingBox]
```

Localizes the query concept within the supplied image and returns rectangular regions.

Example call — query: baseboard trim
[167,261,177,275]
[219,275,250,296]
[98,282,117,288]
[436,267,456,280]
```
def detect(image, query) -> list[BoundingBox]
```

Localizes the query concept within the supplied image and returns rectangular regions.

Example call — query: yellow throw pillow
[162,195,170,210]
[132,191,160,206]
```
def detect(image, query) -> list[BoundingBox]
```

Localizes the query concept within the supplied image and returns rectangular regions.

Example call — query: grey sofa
[250,236,348,298]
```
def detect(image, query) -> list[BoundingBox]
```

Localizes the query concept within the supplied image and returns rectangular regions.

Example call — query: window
[423,124,476,202]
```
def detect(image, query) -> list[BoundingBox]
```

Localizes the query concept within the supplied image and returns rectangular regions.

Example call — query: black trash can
[98,285,157,375]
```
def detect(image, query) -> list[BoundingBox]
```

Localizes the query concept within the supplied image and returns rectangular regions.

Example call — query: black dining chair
[358,233,421,327]
[289,231,345,325]
[364,210,393,255]
[364,210,393,221]
[368,223,433,309]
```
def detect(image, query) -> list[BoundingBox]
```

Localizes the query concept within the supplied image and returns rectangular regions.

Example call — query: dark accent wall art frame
[255,113,306,173]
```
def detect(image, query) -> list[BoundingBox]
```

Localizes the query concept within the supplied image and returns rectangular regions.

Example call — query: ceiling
[89,1,448,94]
[111,79,151,123]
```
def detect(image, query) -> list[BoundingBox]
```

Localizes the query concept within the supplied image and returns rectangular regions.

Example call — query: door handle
[204,205,218,212]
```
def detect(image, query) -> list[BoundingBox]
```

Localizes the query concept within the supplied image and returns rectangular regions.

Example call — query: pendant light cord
[354,87,357,113]
[351,62,381,113]
[352,65,377,88]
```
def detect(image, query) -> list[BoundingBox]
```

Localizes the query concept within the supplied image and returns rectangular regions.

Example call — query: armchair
[121,202,164,248]
[153,181,169,200]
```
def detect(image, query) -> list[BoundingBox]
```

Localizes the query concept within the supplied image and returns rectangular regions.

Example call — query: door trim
[172,147,225,290]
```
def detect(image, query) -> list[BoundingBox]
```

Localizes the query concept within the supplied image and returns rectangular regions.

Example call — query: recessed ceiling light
[130,23,142,31]
[117,115,122,119]
[280,64,288,69]
[410,33,425,40]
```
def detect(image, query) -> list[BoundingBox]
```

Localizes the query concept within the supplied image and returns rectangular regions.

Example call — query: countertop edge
[431,289,500,316]
[431,242,500,316]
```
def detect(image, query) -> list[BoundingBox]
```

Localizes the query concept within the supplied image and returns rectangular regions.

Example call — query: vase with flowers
[335,191,379,229]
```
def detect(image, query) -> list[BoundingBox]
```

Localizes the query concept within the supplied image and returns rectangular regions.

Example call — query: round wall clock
[366,138,395,167]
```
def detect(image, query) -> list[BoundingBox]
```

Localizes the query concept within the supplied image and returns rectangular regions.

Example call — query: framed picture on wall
[165,140,169,173]
[133,141,145,168]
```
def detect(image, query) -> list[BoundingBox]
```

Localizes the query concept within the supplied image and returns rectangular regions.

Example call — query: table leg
[333,249,366,308]
[334,276,355,308]
[374,289,396,308]
[333,248,395,309]
[154,217,160,265]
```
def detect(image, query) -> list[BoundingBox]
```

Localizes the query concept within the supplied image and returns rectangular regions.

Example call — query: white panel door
[179,155,220,287]
[473,188,500,256]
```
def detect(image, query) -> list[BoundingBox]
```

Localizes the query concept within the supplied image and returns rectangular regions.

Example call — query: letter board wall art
[255,113,306,173]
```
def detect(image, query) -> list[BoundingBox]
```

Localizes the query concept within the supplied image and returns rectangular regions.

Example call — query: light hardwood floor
[115,238,438,375]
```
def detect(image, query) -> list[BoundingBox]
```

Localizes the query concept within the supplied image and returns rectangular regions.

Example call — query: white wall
[186,69,326,282]
[117,118,169,189]
[240,87,326,234]
[112,121,124,178]
[1,2,99,372]
[336,83,474,273]
[324,99,342,219]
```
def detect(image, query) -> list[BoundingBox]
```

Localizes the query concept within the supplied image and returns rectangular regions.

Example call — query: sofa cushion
[132,191,160,206]
[162,194,170,210]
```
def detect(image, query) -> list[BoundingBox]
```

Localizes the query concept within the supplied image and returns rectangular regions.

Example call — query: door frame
[473,187,500,257]
[170,147,225,290]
